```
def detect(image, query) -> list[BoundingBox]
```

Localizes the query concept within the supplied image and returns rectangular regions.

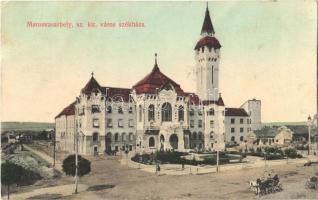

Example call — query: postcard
[1,1,318,199]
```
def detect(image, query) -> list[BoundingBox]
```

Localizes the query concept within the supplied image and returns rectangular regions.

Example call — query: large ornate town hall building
[55,6,261,155]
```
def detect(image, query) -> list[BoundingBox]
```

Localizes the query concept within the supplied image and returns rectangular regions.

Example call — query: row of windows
[139,103,185,122]
[106,119,134,128]
[196,47,218,54]
[230,136,245,142]
[230,127,246,133]
[107,106,133,114]
[230,118,251,124]
[106,132,134,142]
[189,132,203,140]
[190,120,203,128]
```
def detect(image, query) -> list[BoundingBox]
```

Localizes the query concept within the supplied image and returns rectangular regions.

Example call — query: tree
[1,162,23,199]
[62,155,91,193]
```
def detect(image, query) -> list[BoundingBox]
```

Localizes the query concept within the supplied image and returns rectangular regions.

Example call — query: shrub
[284,148,298,159]
[62,155,91,177]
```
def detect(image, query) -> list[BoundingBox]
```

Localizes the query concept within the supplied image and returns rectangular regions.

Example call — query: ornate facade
[55,5,261,155]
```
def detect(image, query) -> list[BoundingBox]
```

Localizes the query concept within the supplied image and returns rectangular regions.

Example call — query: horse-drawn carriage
[306,176,318,190]
[249,172,282,196]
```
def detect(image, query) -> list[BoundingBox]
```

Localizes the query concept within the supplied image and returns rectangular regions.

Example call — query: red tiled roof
[186,93,201,105]
[194,36,221,50]
[225,108,248,117]
[102,87,131,102]
[55,101,76,118]
[133,64,185,95]
[186,93,225,106]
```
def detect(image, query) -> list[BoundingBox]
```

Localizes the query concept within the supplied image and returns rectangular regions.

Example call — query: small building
[273,126,293,146]
[255,127,277,146]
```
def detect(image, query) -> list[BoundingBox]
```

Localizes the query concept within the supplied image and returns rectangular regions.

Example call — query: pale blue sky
[1,1,317,122]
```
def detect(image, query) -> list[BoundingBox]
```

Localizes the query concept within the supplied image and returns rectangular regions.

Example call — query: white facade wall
[76,90,106,155]
[240,99,262,131]
[105,101,136,152]
[203,104,225,151]
[225,116,249,144]
[195,46,220,101]
[133,88,189,153]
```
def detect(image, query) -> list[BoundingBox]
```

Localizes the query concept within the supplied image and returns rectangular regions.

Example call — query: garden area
[241,146,303,160]
[131,151,244,166]
[1,143,58,198]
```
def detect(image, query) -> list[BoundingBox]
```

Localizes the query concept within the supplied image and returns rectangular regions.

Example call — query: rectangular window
[240,118,244,124]
[93,119,99,128]
[231,118,235,124]
[129,119,134,127]
[240,127,244,133]
[198,109,202,116]
[198,120,202,128]
[118,106,123,114]
[210,120,214,128]
[190,120,194,128]
[118,119,123,127]
[189,109,194,116]
[107,119,113,128]
[231,128,235,133]
[91,105,100,113]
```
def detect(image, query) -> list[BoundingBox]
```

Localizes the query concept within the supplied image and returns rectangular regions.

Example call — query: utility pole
[53,128,56,168]
[75,129,79,194]
[308,115,312,156]
[216,150,219,173]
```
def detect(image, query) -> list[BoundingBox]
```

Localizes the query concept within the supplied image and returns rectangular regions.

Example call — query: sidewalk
[122,156,309,176]
[2,184,88,200]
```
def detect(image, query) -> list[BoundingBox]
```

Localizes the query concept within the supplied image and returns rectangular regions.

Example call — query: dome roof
[194,36,221,50]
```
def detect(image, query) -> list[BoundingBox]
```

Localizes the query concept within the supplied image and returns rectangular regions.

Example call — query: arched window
[129,132,134,141]
[240,136,244,142]
[138,105,142,122]
[198,132,203,140]
[122,132,126,141]
[178,106,184,122]
[149,137,155,147]
[193,132,197,140]
[208,108,215,116]
[148,104,155,121]
[161,103,172,122]
[93,132,98,143]
[231,136,235,142]
[115,133,119,142]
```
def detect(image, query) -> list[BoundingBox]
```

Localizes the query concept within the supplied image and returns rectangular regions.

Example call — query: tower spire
[201,3,215,36]
[153,53,159,71]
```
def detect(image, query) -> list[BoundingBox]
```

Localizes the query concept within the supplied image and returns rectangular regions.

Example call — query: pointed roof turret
[82,75,102,95]
[132,53,185,95]
[201,3,215,36]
